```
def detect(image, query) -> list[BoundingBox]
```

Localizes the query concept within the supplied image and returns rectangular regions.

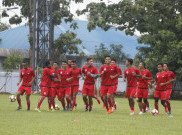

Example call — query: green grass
[0,94,182,135]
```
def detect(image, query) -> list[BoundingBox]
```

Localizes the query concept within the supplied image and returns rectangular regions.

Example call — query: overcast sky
[0,0,120,28]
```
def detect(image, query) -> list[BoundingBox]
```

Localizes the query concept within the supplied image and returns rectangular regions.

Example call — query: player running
[153,63,171,115]
[111,59,122,110]
[136,62,152,115]
[50,62,61,111]
[58,61,73,111]
[124,58,140,115]
[82,58,99,112]
[35,61,52,112]
[163,63,176,114]
[70,60,82,111]
[16,61,35,111]
[100,56,119,114]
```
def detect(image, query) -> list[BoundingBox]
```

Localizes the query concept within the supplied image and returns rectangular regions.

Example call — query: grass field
[0,94,182,135]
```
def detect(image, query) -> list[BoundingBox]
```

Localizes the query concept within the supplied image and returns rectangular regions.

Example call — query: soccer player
[50,62,61,110]
[58,61,73,110]
[35,61,52,112]
[111,59,122,110]
[82,58,99,112]
[163,63,176,114]
[124,58,140,115]
[136,62,152,115]
[153,63,171,115]
[16,61,35,111]
[100,56,119,114]
[70,60,82,111]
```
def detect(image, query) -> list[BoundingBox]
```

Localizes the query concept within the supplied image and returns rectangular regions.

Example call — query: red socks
[37,96,45,109]
[60,98,66,109]
[27,99,30,110]
[72,96,76,108]
[17,96,21,107]
[155,102,159,111]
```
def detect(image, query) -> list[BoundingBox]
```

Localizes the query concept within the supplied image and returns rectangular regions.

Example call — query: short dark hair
[62,61,67,64]
[87,57,92,62]
[111,59,116,62]
[140,61,146,68]
[105,56,111,59]
[127,58,133,65]
[22,60,28,64]
[67,59,72,62]
[45,61,50,67]
[72,60,77,63]
[53,61,58,65]
[157,63,163,67]
[163,63,168,67]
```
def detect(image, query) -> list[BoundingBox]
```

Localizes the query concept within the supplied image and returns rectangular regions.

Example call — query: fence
[0,72,127,94]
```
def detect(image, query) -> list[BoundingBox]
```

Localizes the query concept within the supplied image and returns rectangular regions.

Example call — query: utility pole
[33,0,53,91]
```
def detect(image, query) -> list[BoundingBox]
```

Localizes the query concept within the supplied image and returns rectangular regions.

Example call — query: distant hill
[0,20,143,58]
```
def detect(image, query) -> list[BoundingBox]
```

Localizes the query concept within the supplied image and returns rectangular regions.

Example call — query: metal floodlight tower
[33,0,53,91]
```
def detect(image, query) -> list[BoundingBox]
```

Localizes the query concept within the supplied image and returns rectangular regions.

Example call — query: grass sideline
[0,94,181,135]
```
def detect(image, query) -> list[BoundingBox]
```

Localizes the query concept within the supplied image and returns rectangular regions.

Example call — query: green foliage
[0,22,10,32]
[3,54,23,72]
[53,31,82,61]
[78,0,182,79]
[9,15,22,24]
[2,10,9,17]
[94,43,128,64]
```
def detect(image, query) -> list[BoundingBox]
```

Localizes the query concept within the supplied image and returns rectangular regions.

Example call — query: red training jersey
[71,68,81,86]
[138,69,152,89]
[59,68,73,87]
[40,67,52,87]
[51,69,60,88]
[100,64,119,85]
[155,71,168,90]
[82,65,98,85]
[20,68,35,87]
[124,67,140,87]
[166,71,176,89]
[113,66,122,84]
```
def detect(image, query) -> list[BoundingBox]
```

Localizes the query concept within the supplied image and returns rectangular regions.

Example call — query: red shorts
[71,85,79,94]
[100,85,114,96]
[50,87,59,98]
[18,86,31,95]
[59,87,71,97]
[41,86,51,97]
[166,89,172,99]
[82,84,95,96]
[126,86,136,98]
[154,90,166,100]
[137,88,148,99]
[113,84,118,94]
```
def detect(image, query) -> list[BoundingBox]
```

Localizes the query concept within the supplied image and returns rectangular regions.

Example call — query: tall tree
[3,0,83,67]
[53,31,82,61]
[95,43,128,64]
[77,0,182,79]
